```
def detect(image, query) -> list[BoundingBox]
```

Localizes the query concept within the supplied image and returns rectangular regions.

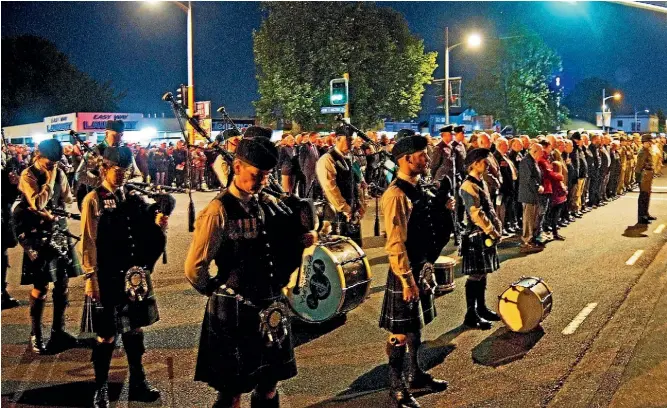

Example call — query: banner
[195,101,211,119]
[44,113,77,133]
[596,112,611,127]
[76,113,143,132]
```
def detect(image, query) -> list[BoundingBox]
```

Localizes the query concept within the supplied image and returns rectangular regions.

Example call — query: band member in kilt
[2,162,21,310]
[81,146,172,408]
[75,120,142,211]
[14,139,82,354]
[379,135,452,408]
[459,148,503,330]
[185,135,317,408]
[316,126,365,246]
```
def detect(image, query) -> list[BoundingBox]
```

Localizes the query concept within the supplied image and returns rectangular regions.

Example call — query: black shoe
[575,212,583,218]
[46,329,79,353]
[638,217,651,225]
[558,222,569,228]
[408,371,448,392]
[553,234,566,241]
[1,292,20,310]
[647,215,657,221]
[30,335,47,355]
[128,379,160,402]
[390,388,421,408]
[505,226,516,233]
[464,307,492,330]
[93,383,110,408]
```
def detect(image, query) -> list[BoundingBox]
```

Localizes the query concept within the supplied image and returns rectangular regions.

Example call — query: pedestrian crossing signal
[330,78,348,106]
[176,84,188,106]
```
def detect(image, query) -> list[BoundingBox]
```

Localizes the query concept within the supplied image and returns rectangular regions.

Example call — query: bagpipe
[162,93,316,284]
[12,204,81,264]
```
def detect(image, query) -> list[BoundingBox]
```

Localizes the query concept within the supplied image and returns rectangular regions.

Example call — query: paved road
[2,176,666,408]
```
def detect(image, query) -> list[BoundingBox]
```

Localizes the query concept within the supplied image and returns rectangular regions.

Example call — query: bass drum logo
[306,259,331,309]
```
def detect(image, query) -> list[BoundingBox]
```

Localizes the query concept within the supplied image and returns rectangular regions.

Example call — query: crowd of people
[1,121,666,408]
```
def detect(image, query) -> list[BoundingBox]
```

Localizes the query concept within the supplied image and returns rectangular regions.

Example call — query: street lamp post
[601,89,621,133]
[444,28,481,125]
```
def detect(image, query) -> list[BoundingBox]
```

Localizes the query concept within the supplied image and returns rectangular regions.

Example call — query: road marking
[625,250,645,265]
[562,303,598,335]
[655,224,665,234]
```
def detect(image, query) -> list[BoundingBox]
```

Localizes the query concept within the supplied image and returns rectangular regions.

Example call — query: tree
[562,77,622,124]
[253,2,437,129]
[1,35,125,126]
[656,109,666,133]
[466,29,567,135]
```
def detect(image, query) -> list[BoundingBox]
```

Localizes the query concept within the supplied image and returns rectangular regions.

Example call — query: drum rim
[498,277,553,333]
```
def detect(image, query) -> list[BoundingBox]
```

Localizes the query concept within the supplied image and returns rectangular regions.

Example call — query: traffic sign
[321,106,346,114]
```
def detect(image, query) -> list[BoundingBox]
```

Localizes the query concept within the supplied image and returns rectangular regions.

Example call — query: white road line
[625,250,645,265]
[655,224,666,234]
[562,303,598,335]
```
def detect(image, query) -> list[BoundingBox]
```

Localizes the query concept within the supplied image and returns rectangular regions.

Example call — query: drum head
[498,278,551,333]
[287,244,345,323]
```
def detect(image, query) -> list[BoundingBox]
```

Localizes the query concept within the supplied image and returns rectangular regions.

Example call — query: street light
[147,1,195,143]
[444,28,482,125]
[601,89,621,133]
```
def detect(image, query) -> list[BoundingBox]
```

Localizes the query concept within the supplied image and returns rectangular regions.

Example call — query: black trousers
[638,191,651,219]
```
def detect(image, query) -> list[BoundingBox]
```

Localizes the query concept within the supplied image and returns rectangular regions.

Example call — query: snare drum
[285,235,372,323]
[434,256,456,294]
[498,277,553,333]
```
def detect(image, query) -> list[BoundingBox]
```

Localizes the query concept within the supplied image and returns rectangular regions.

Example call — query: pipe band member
[185,134,317,408]
[74,120,142,210]
[81,146,170,408]
[459,148,503,330]
[379,135,451,408]
[636,134,656,224]
[14,139,82,354]
[212,128,243,189]
[315,125,365,245]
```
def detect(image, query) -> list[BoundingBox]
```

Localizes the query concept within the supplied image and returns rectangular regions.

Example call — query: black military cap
[103,146,133,169]
[464,148,491,168]
[439,125,453,133]
[641,134,653,143]
[334,125,352,137]
[37,139,63,162]
[243,126,273,139]
[570,131,581,141]
[236,136,279,171]
[453,125,465,133]
[395,128,416,142]
[392,135,428,161]
[105,120,125,133]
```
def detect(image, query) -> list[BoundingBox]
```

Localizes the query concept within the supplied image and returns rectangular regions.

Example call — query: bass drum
[285,236,372,323]
[498,276,553,333]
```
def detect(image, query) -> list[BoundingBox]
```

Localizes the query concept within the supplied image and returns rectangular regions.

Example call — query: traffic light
[330,78,348,106]
[176,84,188,106]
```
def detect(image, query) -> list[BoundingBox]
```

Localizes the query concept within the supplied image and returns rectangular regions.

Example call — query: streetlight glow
[467,33,482,48]
[613,93,621,100]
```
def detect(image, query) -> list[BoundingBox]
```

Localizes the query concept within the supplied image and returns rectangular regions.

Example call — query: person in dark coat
[429,125,455,183]
[299,132,321,197]
[493,137,517,234]
[608,140,622,200]
[81,146,172,407]
[379,135,451,408]
[278,134,296,194]
[15,139,82,354]
[518,143,544,252]
[507,138,524,231]
[587,134,603,207]
[1,164,21,309]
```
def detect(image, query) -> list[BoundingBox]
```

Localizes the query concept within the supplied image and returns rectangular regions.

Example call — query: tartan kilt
[93,270,159,338]
[20,243,83,286]
[459,231,499,275]
[379,267,436,334]
[194,292,297,394]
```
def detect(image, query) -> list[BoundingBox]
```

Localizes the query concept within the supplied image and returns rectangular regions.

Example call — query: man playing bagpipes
[80,146,174,408]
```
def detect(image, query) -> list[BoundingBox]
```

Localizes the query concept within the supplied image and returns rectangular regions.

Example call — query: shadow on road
[472,326,545,367]
[292,314,348,348]
[2,381,125,407]
[623,224,649,238]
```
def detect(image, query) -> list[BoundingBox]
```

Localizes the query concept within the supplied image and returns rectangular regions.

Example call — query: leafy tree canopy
[466,28,566,136]
[1,35,125,127]
[253,2,437,129]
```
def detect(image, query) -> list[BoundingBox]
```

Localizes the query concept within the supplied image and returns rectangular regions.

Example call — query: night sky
[2,1,666,119]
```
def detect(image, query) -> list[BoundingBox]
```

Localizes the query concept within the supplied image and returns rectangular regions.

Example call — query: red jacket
[537,153,563,195]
